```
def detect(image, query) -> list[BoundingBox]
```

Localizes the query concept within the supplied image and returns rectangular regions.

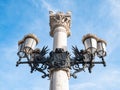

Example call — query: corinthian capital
[49,11,71,37]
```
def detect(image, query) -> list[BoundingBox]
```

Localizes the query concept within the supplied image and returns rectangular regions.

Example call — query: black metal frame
[16,46,106,78]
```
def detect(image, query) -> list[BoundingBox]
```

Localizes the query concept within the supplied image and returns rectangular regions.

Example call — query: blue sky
[0,0,120,90]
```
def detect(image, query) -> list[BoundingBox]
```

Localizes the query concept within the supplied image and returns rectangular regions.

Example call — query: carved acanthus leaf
[49,12,71,37]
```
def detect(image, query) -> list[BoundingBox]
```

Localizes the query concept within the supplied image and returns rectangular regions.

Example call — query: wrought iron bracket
[70,46,106,78]
[16,46,106,79]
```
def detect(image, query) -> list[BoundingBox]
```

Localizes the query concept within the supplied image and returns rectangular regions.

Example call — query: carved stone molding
[49,11,71,37]
[49,68,70,79]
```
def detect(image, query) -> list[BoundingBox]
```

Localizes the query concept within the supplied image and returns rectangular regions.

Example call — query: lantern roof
[23,34,39,44]
[82,33,98,44]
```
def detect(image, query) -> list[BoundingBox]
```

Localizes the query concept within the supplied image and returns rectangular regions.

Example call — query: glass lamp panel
[24,38,37,53]
[91,38,97,54]
[84,38,91,50]
[102,43,106,52]
[97,42,106,57]
[91,38,97,49]
[84,38,97,54]
[18,44,22,52]
[97,42,102,51]
[24,38,37,50]
[18,43,25,58]
[18,43,24,52]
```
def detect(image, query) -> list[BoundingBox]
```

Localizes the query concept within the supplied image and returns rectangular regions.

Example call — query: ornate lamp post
[16,11,107,90]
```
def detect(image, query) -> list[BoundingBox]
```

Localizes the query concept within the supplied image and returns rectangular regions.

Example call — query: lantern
[82,34,98,54]
[18,40,25,58]
[23,34,39,54]
[97,39,107,57]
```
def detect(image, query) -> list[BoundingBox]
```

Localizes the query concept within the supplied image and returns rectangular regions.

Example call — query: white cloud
[0,45,17,63]
[97,69,120,90]
[41,0,53,11]
[105,29,120,56]
[70,82,96,90]
[108,0,120,20]
[98,0,120,56]
[57,0,76,11]
[32,0,58,11]
[100,70,120,84]
[70,68,120,90]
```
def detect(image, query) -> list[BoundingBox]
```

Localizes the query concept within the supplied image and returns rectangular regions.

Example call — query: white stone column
[49,11,71,90]
[53,26,67,51]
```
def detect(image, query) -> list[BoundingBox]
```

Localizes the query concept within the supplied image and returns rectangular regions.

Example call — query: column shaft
[53,27,67,51]
[49,11,71,90]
